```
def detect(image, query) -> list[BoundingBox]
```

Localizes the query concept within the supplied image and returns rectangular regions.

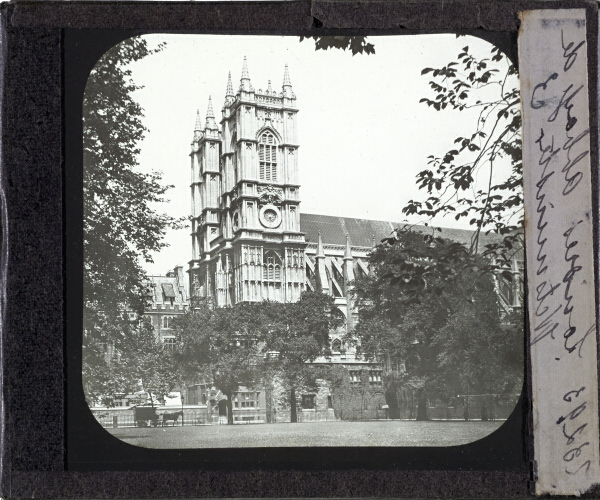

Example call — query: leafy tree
[299,36,375,55]
[82,326,119,407]
[302,35,522,265]
[82,37,183,403]
[300,35,524,421]
[258,291,344,423]
[405,42,522,265]
[117,317,179,405]
[172,300,264,425]
[82,316,178,406]
[353,230,523,420]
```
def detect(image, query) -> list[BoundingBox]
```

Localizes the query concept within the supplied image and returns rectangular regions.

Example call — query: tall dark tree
[82,316,178,406]
[173,300,264,425]
[353,230,523,420]
[82,38,182,403]
[262,291,344,423]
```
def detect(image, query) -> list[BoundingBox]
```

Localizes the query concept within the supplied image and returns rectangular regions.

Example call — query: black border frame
[2,1,598,497]
[65,26,527,471]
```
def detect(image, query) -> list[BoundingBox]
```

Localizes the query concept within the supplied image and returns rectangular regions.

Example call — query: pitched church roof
[300,213,502,250]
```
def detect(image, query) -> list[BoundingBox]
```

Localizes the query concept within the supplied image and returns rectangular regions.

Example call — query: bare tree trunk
[385,380,400,419]
[290,387,297,423]
[416,395,429,421]
[226,393,234,425]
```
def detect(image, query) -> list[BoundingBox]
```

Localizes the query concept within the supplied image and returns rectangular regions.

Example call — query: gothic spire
[225,71,234,100]
[193,109,202,142]
[241,56,250,79]
[206,96,215,118]
[343,234,355,293]
[205,96,217,130]
[240,56,252,92]
[344,234,353,260]
[283,64,292,87]
[315,231,329,293]
[316,231,325,259]
[194,109,202,131]
[282,64,293,97]
[267,80,273,94]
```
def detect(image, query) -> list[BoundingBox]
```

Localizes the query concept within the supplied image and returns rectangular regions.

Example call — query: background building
[143,265,190,348]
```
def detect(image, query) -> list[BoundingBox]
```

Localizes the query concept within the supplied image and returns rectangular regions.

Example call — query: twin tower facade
[188,57,310,307]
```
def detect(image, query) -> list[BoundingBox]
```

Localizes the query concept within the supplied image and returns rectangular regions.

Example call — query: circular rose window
[259,204,282,229]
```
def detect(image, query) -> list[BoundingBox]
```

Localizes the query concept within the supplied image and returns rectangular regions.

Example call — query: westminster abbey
[184,59,522,418]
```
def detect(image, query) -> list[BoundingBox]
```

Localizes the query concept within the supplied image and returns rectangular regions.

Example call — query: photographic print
[82,33,525,449]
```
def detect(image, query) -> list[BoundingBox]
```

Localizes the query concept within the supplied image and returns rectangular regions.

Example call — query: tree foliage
[260,291,344,422]
[83,37,180,331]
[405,43,522,264]
[171,292,341,423]
[82,316,178,406]
[299,35,375,55]
[172,299,264,425]
[353,230,524,419]
[82,38,185,404]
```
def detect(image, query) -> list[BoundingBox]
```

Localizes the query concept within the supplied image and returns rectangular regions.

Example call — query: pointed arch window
[259,132,278,182]
[263,250,281,282]
[331,339,342,352]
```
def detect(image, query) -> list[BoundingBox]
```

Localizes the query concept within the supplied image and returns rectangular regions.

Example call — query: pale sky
[92,34,518,275]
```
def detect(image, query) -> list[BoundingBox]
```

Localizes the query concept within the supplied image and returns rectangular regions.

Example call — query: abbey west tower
[188,58,307,305]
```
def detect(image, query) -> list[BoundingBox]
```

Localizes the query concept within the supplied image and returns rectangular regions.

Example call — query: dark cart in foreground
[133,405,159,427]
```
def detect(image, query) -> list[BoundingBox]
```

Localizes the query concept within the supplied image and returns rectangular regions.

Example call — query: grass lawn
[107,419,505,448]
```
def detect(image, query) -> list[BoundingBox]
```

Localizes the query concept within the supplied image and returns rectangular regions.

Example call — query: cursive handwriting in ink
[562,128,589,196]
[529,128,563,347]
[534,129,559,276]
[531,72,559,109]
[570,323,596,359]
[558,387,591,475]
[562,221,584,354]
[547,84,584,131]
[561,30,586,72]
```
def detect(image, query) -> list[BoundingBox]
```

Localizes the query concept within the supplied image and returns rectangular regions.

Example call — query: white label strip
[519,9,600,495]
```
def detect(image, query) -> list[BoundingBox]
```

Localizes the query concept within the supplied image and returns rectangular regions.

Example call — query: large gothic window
[259,132,277,182]
[263,251,281,281]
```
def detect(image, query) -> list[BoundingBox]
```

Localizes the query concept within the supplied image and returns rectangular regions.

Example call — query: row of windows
[235,401,255,408]
[301,395,334,410]
[148,303,180,311]
[349,371,383,383]
[263,264,281,281]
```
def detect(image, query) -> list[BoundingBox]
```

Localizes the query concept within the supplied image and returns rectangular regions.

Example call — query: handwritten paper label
[519,9,600,495]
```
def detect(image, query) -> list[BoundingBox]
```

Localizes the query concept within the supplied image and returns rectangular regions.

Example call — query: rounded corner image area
[82,33,525,449]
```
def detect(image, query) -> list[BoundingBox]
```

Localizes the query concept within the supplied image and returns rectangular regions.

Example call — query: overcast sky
[92,34,518,275]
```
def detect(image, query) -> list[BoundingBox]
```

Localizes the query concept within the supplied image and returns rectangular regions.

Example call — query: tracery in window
[258,132,277,181]
[163,337,176,351]
[262,250,281,281]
